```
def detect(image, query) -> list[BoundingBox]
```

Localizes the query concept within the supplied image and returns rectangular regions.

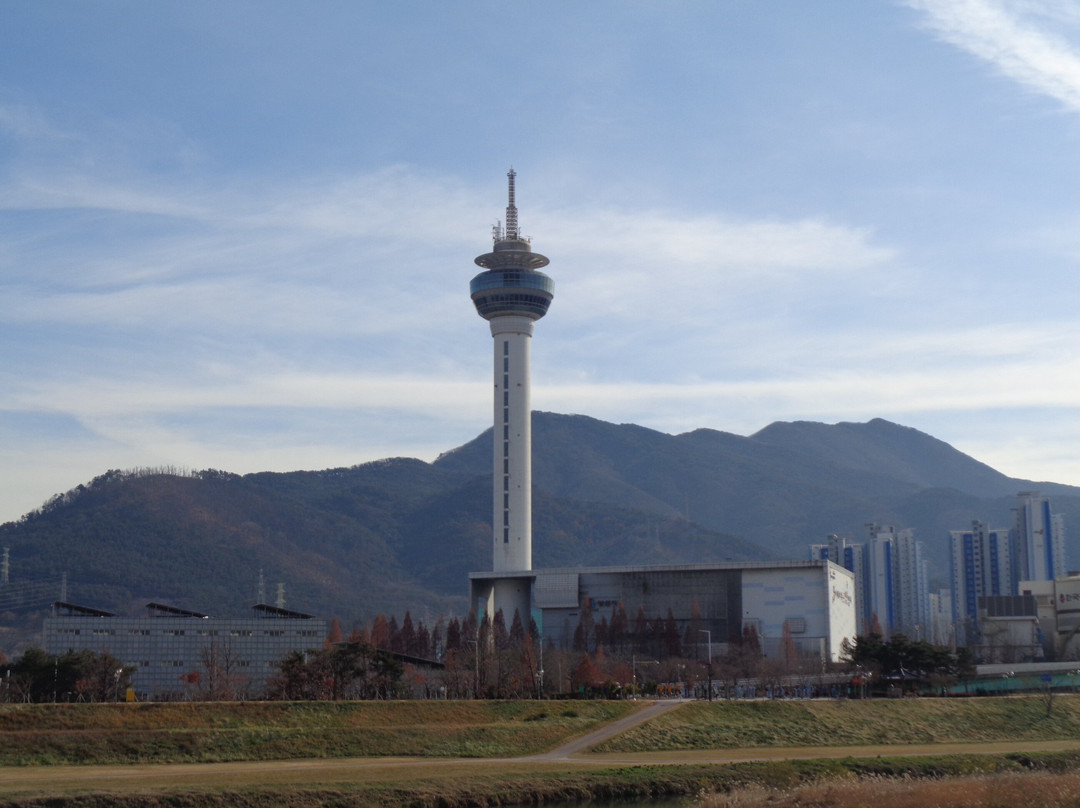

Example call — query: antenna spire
[505,168,519,240]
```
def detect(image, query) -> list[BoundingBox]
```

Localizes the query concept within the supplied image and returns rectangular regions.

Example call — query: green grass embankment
[0,700,635,766]
[595,695,1080,752]
[4,752,1080,808]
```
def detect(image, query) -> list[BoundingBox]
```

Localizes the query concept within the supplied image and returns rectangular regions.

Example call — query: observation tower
[470,169,553,624]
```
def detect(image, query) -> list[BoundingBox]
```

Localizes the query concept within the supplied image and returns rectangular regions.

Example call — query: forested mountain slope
[2,414,1077,645]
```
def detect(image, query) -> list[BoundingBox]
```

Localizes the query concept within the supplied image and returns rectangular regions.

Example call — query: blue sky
[3,1,1080,524]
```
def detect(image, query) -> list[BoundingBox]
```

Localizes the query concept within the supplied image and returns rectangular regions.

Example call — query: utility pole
[699,629,712,702]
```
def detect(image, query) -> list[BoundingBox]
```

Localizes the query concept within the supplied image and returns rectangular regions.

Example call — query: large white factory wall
[825,562,858,661]
[741,563,855,663]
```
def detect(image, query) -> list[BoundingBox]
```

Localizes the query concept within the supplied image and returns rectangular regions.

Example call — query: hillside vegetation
[2,414,1079,634]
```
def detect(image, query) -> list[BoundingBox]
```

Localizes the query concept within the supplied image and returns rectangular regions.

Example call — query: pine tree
[445,617,462,652]
[371,614,390,650]
[327,616,343,645]
[492,609,509,651]
[400,612,416,655]
[508,609,525,648]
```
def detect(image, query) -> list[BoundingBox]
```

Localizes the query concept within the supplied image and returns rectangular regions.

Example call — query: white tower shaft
[490,316,534,572]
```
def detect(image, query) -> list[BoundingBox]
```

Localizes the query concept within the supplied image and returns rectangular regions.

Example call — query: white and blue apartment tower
[950,519,1013,646]
[1013,491,1067,583]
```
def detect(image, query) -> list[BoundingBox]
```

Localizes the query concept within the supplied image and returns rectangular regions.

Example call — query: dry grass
[598,696,1080,752]
[700,771,1080,808]
[0,700,637,765]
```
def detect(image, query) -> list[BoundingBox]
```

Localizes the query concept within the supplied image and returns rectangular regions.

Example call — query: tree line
[1,648,136,702]
[1,609,979,703]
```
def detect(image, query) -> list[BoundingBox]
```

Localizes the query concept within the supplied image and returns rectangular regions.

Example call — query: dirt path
[523,698,687,760]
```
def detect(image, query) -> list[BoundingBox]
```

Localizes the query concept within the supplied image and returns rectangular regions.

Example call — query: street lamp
[699,629,713,702]
[632,656,658,697]
[536,639,544,700]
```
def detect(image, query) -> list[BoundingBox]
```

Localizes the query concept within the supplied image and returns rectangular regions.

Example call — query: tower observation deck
[470,169,553,625]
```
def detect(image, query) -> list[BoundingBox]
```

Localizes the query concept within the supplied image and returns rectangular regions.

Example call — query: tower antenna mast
[505,168,519,240]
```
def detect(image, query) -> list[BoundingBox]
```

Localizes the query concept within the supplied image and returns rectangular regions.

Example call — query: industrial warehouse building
[43,601,327,700]
[470,559,857,663]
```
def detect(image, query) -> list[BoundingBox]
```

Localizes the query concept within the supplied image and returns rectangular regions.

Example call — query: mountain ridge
[2,414,1077,652]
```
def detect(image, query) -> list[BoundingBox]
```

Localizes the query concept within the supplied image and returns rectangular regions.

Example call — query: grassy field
[0,700,636,765]
[4,697,1080,807]
[4,696,1080,766]
[595,695,1080,752]
[3,751,1080,808]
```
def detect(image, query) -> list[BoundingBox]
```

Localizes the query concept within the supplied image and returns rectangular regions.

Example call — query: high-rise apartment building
[950,519,1013,646]
[1013,491,1067,583]
[929,588,954,647]
[865,524,896,635]
[892,527,931,640]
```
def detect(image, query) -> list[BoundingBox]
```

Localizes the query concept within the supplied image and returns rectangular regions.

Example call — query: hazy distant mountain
[438,413,1080,568]
[752,418,1021,497]
[2,413,1078,646]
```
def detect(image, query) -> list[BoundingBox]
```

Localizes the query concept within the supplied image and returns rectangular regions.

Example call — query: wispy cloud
[907,0,1080,113]
[0,102,69,142]
[2,165,899,336]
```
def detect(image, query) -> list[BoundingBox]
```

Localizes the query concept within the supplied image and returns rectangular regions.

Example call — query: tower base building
[470,559,856,663]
